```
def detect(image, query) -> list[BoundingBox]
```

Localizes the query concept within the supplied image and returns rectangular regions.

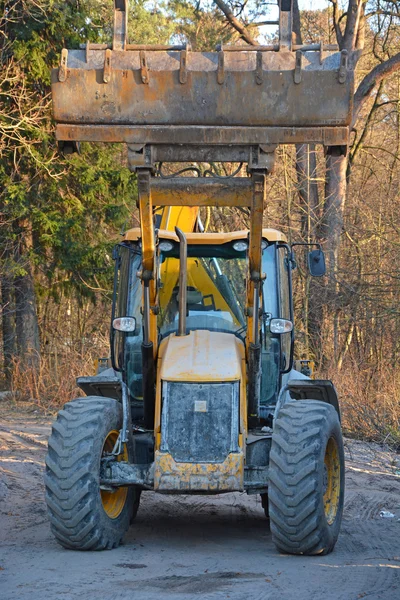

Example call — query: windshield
[158,244,247,338]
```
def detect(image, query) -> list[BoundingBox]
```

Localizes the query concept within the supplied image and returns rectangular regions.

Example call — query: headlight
[159,240,174,252]
[233,241,248,252]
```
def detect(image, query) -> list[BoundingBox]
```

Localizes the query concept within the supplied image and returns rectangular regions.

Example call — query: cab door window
[111,244,143,399]
[260,245,280,407]
[277,245,292,372]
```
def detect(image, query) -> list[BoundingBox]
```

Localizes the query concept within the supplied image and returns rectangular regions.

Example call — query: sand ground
[1,403,400,600]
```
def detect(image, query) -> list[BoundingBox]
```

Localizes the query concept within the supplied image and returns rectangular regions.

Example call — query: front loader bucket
[52,1,354,149]
[53,47,352,124]
[53,46,353,148]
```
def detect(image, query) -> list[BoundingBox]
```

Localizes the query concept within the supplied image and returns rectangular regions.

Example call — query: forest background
[1,0,399,448]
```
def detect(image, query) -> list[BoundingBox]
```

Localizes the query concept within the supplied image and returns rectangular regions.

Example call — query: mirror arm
[291,241,322,252]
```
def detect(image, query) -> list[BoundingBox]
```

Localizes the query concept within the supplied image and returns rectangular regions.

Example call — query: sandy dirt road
[1,407,400,600]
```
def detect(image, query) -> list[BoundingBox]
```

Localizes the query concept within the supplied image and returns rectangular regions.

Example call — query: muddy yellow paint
[154,450,244,492]
[124,228,287,244]
[156,206,199,232]
[100,431,128,519]
[323,437,341,525]
[159,330,244,382]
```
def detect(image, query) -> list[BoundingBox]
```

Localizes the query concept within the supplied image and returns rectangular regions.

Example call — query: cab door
[276,244,294,373]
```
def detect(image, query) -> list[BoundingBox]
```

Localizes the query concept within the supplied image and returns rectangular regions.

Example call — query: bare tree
[215,0,400,367]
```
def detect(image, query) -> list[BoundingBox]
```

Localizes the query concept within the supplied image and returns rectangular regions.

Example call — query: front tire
[268,400,344,555]
[45,397,139,550]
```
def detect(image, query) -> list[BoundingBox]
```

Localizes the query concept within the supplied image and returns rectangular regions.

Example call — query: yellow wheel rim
[323,437,341,525]
[100,430,128,519]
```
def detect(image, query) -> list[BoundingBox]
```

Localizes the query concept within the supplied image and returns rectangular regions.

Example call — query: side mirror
[308,249,326,277]
[113,316,136,332]
[270,318,293,334]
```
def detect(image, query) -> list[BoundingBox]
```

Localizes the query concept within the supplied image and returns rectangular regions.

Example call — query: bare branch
[353,51,400,125]
[329,0,344,46]
[214,0,258,45]
[367,10,400,19]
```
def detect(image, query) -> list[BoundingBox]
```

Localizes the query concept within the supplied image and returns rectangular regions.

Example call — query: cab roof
[123,228,287,244]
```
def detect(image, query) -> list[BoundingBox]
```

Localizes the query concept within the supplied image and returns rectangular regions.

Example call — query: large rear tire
[45,397,140,550]
[268,400,344,555]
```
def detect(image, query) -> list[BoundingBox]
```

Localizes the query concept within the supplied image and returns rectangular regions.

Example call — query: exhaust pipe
[175,227,187,336]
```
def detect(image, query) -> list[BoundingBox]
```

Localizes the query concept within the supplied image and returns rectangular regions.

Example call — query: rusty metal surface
[150,178,253,207]
[52,2,353,151]
[154,450,244,492]
[220,43,339,52]
[52,48,353,134]
[280,0,293,50]
[82,43,189,51]
[56,124,349,147]
[113,0,127,51]
[129,144,265,165]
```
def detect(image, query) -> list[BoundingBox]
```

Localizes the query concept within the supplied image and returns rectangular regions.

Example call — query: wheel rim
[100,430,128,519]
[323,437,341,525]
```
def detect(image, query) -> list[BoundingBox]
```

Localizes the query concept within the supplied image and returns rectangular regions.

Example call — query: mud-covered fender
[275,370,340,423]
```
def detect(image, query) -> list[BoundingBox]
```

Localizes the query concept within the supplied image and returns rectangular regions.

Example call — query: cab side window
[112,245,132,371]
[277,246,292,371]
[260,245,279,407]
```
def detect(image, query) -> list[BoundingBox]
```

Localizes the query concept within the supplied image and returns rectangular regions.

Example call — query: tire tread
[45,396,131,551]
[269,400,344,555]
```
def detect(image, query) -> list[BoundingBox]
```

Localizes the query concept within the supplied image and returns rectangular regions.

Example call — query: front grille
[161,381,239,463]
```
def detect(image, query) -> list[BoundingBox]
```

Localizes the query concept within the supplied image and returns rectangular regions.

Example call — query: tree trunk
[296,143,320,240]
[313,148,348,366]
[14,230,40,369]
[1,268,16,384]
[320,148,348,272]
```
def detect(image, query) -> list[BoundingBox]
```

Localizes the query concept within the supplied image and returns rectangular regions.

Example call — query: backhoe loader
[45,0,351,555]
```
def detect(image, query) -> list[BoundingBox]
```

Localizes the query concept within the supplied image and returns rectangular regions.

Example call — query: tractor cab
[111,228,293,424]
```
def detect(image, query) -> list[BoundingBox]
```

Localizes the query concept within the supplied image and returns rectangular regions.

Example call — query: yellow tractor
[45,0,351,554]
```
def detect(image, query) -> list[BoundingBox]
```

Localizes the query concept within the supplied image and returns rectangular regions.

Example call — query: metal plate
[56,124,349,147]
[161,381,239,464]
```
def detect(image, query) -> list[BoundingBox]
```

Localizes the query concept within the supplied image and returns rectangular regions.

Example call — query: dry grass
[323,362,400,450]
[8,350,99,413]
[4,351,400,449]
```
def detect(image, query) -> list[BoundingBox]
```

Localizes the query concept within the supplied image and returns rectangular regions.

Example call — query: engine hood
[158,330,245,382]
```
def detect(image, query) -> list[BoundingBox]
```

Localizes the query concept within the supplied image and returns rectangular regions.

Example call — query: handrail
[175,228,188,337]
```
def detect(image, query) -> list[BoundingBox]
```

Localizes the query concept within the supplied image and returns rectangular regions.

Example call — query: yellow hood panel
[159,330,245,382]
